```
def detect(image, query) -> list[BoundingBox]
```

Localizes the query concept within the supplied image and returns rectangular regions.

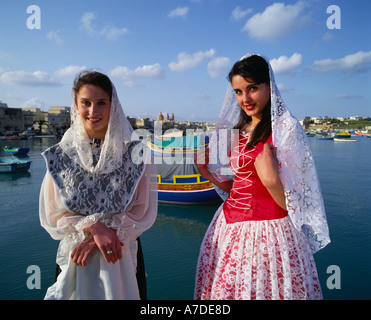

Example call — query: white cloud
[311,51,371,73]
[242,2,310,41]
[101,26,129,41]
[168,7,189,19]
[46,30,63,44]
[207,57,231,78]
[54,65,87,78]
[133,64,164,79]
[231,6,252,21]
[0,70,60,87]
[110,63,164,86]
[169,49,215,72]
[79,12,96,36]
[79,12,129,40]
[270,53,303,74]
[22,97,46,109]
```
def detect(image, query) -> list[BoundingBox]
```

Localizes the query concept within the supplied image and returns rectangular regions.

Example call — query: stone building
[0,102,24,133]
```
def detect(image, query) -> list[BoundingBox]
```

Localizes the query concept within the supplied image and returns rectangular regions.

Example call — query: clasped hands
[71,221,123,267]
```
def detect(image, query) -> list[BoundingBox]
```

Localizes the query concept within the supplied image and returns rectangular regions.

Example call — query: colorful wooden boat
[157,173,221,204]
[0,157,32,173]
[355,130,370,136]
[4,147,30,155]
[149,132,221,204]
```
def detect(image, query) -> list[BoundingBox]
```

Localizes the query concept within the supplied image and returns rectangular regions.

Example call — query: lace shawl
[42,141,145,216]
[208,54,330,253]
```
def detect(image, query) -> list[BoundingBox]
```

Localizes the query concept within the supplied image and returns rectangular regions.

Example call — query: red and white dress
[194,133,322,300]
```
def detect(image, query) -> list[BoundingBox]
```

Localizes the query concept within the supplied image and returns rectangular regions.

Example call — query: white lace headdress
[208,53,330,253]
[60,78,134,174]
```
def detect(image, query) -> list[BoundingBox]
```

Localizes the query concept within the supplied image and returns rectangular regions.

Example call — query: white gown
[39,163,157,300]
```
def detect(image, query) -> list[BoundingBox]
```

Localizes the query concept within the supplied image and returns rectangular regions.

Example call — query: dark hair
[228,55,271,149]
[72,70,113,102]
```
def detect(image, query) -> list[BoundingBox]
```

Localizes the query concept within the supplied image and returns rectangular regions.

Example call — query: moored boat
[316,133,334,140]
[150,132,221,204]
[334,132,356,142]
[3,147,30,156]
[158,174,221,204]
[355,130,370,136]
[0,157,32,173]
[334,138,357,142]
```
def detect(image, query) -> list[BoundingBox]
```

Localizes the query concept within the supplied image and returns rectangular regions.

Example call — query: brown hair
[228,55,271,148]
[72,70,113,102]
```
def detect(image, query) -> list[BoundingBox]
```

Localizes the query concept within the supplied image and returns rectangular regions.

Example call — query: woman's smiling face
[231,75,270,125]
[76,84,111,140]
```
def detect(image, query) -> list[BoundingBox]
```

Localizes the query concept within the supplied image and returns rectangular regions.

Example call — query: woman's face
[231,75,270,124]
[76,84,111,140]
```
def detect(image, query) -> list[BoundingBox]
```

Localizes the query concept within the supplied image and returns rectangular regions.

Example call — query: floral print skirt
[194,207,322,300]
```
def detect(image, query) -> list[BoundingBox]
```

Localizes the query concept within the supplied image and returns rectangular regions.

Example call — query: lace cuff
[58,213,105,259]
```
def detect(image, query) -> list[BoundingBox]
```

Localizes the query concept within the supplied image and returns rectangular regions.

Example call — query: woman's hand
[255,144,287,210]
[71,237,98,267]
[194,147,234,194]
[84,222,123,264]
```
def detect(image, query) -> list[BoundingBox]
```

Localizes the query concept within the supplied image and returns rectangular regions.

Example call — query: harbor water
[0,136,370,300]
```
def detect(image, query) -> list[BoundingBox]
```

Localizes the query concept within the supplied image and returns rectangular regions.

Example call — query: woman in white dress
[39,71,157,300]
[194,54,330,300]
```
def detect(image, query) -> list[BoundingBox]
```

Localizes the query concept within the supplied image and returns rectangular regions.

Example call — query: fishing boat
[334,138,356,142]
[316,133,334,140]
[150,132,221,204]
[306,131,315,137]
[0,157,32,173]
[335,132,351,138]
[157,173,221,204]
[355,130,370,136]
[3,146,30,156]
[334,132,356,142]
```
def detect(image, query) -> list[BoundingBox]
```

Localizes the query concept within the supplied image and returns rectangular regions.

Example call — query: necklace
[91,138,102,149]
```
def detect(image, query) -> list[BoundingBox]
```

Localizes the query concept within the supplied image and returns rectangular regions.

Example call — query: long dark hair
[228,55,271,149]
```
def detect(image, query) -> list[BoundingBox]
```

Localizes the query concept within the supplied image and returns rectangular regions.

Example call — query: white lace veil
[60,75,134,175]
[208,54,330,253]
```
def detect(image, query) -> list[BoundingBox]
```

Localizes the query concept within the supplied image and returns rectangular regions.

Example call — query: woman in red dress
[194,54,330,300]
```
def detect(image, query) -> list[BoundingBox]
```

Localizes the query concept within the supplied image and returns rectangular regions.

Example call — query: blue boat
[158,173,221,205]
[0,157,32,173]
[4,147,30,156]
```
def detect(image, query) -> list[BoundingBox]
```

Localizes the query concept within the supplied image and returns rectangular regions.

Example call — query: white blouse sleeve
[39,172,85,241]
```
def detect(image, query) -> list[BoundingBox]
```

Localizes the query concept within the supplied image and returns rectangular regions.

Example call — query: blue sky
[0,0,370,121]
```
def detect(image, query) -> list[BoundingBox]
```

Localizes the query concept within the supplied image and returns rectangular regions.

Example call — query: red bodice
[223,133,288,224]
